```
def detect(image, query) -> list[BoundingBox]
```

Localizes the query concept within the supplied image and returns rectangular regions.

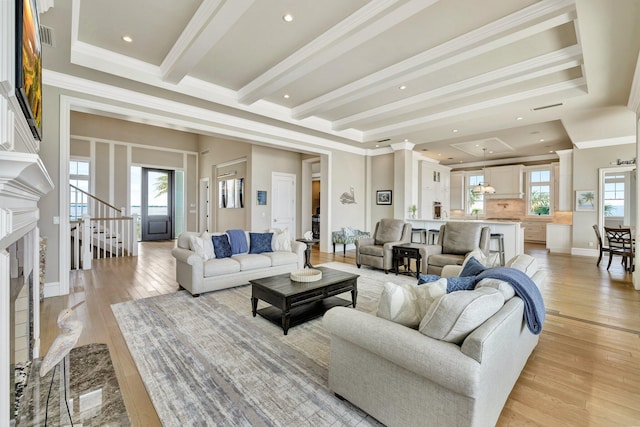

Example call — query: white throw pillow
[376,280,447,328]
[200,232,215,259]
[189,233,215,260]
[377,282,421,328]
[270,227,292,252]
[419,287,504,344]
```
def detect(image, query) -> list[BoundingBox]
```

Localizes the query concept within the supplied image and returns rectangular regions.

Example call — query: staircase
[70,185,138,270]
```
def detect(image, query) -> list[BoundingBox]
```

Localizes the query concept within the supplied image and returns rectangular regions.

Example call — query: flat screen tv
[15,0,42,140]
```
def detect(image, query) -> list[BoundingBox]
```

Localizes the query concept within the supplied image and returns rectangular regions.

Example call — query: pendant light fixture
[472,148,496,194]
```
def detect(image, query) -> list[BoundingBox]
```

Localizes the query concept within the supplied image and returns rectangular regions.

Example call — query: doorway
[141,168,174,241]
[272,172,296,234]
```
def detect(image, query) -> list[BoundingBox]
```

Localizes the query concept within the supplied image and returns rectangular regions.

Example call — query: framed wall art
[575,190,596,211]
[376,190,392,205]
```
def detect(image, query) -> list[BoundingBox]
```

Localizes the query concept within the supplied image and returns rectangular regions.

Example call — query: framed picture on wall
[376,190,392,205]
[575,190,596,211]
[257,190,267,205]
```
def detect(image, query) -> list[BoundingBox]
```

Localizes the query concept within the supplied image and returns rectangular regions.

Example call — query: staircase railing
[70,185,138,270]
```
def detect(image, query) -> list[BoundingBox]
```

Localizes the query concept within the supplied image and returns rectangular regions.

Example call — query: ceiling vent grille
[532,102,563,111]
[39,25,55,47]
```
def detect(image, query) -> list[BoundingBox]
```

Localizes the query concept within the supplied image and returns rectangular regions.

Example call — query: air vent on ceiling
[532,102,563,111]
[377,138,391,143]
[39,25,55,47]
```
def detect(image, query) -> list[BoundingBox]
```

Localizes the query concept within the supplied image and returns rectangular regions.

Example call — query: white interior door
[272,172,296,235]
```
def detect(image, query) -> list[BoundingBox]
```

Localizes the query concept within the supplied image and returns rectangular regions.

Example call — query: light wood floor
[39,242,640,426]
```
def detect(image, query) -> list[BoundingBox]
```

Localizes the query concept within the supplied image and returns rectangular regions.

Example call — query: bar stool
[411,228,427,244]
[427,229,440,245]
[490,233,505,266]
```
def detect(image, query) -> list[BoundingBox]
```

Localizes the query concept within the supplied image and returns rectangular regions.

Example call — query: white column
[555,149,573,211]
[390,141,415,220]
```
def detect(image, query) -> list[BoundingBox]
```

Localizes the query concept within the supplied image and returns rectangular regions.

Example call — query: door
[141,168,174,241]
[272,172,296,234]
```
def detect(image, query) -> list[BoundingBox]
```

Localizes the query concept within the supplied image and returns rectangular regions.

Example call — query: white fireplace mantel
[0,152,54,247]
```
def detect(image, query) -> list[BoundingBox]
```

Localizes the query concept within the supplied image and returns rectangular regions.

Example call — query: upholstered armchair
[355,218,412,273]
[421,222,490,275]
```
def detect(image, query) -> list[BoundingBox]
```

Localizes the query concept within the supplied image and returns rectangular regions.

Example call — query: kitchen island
[406,218,524,264]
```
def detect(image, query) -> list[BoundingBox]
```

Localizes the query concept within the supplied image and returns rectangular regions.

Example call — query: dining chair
[604,226,634,271]
[592,224,611,267]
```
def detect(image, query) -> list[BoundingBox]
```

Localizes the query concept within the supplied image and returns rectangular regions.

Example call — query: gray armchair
[421,222,490,275]
[355,218,412,273]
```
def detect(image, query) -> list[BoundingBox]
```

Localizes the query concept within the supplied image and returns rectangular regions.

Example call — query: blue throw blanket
[226,229,248,255]
[475,267,545,335]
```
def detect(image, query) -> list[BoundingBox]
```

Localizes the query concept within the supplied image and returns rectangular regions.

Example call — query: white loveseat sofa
[172,231,305,296]
[323,254,546,427]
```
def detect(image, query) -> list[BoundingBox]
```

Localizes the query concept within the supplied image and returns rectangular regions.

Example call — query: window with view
[528,169,551,216]
[604,174,625,218]
[70,159,90,220]
[468,174,484,215]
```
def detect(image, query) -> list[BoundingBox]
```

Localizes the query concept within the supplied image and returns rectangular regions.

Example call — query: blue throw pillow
[249,232,273,254]
[459,256,487,277]
[212,234,232,258]
[417,273,441,285]
[446,276,477,292]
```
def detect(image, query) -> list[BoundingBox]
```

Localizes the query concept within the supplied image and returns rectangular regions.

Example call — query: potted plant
[408,204,417,218]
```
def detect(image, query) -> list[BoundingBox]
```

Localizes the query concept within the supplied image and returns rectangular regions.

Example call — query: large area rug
[111,262,416,426]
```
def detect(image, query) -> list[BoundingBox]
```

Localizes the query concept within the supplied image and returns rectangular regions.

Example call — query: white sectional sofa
[172,231,305,296]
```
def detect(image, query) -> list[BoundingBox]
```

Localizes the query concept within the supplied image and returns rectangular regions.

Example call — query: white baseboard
[43,281,62,298]
[547,247,572,254]
[571,248,599,257]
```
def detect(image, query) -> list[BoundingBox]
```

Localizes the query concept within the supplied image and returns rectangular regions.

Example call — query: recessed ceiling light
[122,35,133,43]
[283,94,290,99]
[459,160,463,163]
[516,117,523,120]
[489,151,494,154]
[399,85,407,90]
[283,13,294,22]
[404,139,409,142]
[376,145,379,148]
[539,138,545,142]
[549,150,554,153]
[452,129,459,133]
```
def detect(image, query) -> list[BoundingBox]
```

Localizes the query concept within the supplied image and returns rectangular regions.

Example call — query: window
[69,159,90,220]
[528,169,551,216]
[604,174,625,217]
[468,174,485,215]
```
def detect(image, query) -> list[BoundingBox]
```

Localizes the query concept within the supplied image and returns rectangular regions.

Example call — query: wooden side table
[296,238,320,268]
[392,243,423,278]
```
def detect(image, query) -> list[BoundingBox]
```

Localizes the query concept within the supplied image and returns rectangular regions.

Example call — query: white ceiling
[40,0,640,165]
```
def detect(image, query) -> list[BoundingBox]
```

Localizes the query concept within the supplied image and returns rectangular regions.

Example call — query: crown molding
[390,141,415,151]
[44,70,367,156]
[573,135,635,149]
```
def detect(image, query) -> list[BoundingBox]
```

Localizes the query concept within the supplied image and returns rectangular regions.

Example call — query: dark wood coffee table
[250,266,358,335]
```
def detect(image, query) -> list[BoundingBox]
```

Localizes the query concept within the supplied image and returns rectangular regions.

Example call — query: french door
[141,168,174,241]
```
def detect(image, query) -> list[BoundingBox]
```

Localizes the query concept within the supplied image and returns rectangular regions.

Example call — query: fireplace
[0,153,54,426]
